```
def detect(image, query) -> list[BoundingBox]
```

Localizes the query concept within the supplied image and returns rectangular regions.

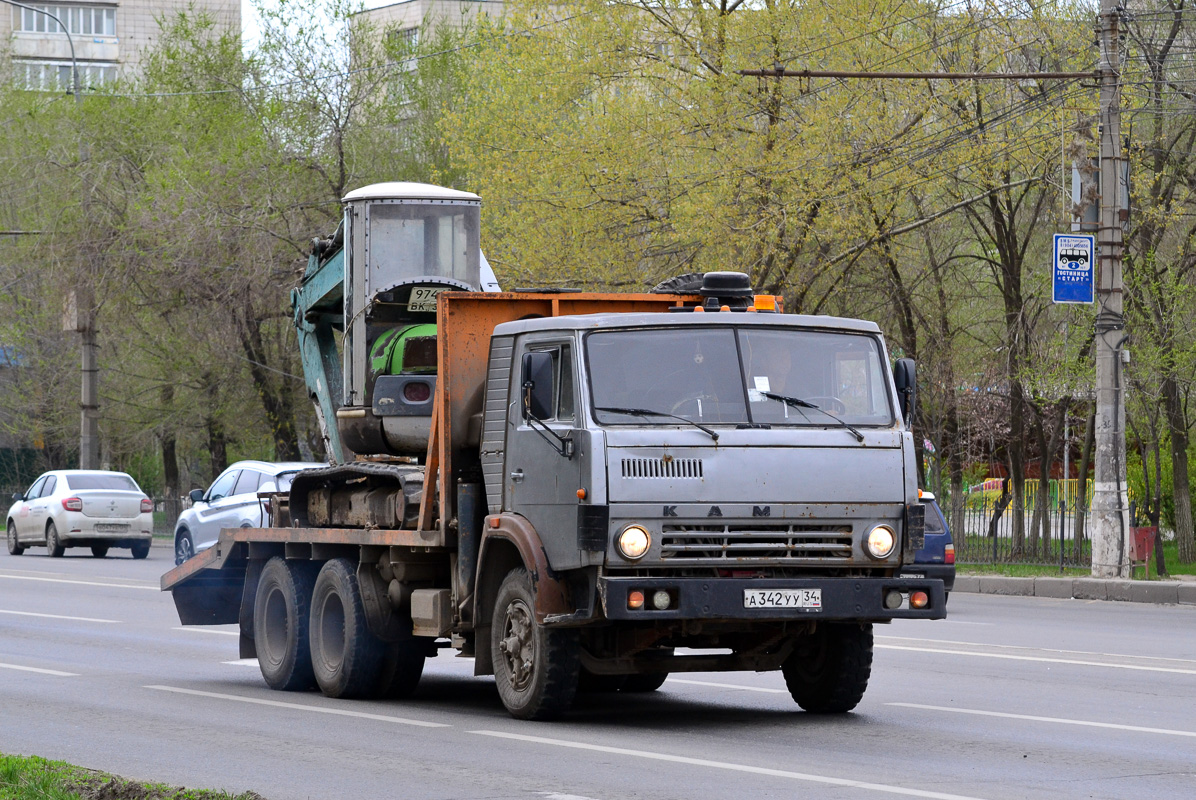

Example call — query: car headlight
[865,525,896,559]
[617,525,651,560]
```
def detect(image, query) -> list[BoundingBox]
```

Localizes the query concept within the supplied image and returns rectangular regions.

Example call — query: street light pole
[2,0,98,470]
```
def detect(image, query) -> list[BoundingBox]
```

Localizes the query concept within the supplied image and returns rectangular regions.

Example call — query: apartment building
[2,1,239,90]
[358,0,503,50]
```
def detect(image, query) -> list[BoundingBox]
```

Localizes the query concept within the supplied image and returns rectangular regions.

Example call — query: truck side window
[557,345,574,421]
[530,344,574,421]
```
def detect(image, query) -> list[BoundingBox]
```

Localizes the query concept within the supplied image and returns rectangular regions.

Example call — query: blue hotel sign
[1053,234,1095,304]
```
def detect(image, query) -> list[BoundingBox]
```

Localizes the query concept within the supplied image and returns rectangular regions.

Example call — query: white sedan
[6,470,154,558]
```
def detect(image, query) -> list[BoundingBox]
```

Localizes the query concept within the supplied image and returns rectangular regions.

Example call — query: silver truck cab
[481,311,936,623]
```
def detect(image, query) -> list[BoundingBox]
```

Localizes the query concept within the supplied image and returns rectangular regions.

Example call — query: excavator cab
[294,182,499,462]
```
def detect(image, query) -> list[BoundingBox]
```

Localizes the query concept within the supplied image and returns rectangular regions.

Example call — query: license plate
[743,588,822,609]
[407,287,444,313]
[94,523,128,533]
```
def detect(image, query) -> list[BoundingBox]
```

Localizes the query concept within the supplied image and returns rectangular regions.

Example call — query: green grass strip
[0,754,264,800]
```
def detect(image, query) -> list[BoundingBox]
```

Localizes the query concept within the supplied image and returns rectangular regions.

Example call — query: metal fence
[947,494,1093,568]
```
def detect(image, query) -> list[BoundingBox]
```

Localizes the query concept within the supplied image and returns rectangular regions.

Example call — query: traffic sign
[1053,234,1095,304]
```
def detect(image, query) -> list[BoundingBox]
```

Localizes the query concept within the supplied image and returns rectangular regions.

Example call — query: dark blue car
[899,492,956,600]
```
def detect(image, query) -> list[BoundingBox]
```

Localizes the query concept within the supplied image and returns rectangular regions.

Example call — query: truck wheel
[309,558,386,699]
[376,639,427,699]
[782,623,873,713]
[7,523,24,555]
[650,272,705,293]
[254,557,319,691]
[491,567,580,720]
[622,672,669,693]
[46,521,65,557]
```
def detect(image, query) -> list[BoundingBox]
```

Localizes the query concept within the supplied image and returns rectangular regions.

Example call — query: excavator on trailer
[163,182,944,720]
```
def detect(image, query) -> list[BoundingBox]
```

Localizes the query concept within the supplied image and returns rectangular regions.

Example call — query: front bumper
[599,576,946,621]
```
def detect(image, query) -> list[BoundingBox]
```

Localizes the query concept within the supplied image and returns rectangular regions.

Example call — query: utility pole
[1090,0,1130,578]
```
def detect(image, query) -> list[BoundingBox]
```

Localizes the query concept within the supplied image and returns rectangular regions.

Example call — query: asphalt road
[2,546,1195,800]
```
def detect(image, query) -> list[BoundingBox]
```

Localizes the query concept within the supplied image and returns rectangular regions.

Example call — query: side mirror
[521,351,555,420]
[11,492,22,502]
[189,489,206,504]
[893,358,916,423]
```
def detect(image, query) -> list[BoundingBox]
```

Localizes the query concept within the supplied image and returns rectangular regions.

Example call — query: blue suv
[899,492,956,600]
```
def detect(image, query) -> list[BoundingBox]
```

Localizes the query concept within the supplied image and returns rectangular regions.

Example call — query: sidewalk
[955,573,1196,605]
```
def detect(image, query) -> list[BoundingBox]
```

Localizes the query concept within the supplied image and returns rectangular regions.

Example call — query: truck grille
[621,457,703,479]
[660,524,853,562]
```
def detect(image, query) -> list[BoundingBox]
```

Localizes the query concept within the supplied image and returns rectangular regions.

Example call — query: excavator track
[288,462,427,530]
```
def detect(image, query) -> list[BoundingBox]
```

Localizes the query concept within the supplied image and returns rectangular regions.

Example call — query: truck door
[505,340,582,562]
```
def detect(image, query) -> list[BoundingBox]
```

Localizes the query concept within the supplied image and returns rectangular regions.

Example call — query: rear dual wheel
[309,558,389,699]
[254,557,319,691]
[255,556,427,699]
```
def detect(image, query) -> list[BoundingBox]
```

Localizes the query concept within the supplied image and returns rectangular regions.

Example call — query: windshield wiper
[594,406,719,442]
[760,392,865,443]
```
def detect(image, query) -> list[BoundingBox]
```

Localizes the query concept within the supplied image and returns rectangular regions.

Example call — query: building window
[387,26,419,52]
[12,5,116,36]
[14,60,117,91]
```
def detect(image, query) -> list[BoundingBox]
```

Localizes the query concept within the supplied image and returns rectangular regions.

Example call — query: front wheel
[174,529,195,565]
[7,523,23,556]
[46,521,65,557]
[782,623,873,714]
[90,545,109,558]
[491,567,580,720]
[254,557,319,691]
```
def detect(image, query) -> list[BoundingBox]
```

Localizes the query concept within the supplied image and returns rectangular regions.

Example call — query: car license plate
[743,588,821,609]
[95,523,128,533]
[407,287,444,313]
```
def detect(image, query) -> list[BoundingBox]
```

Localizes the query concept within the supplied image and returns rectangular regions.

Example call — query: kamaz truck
[162,182,943,720]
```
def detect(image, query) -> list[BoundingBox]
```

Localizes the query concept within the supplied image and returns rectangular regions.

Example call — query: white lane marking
[878,635,1196,665]
[173,627,239,636]
[144,685,451,728]
[890,703,1196,739]
[0,573,156,591]
[223,659,259,666]
[0,662,79,677]
[540,794,604,800]
[669,678,787,694]
[0,609,118,623]
[470,730,988,800]
[876,644,1196,675]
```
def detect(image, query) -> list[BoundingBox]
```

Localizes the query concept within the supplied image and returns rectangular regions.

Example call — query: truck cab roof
[492,311,883,337]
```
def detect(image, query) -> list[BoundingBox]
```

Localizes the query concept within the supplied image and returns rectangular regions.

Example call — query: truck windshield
[586,327,894,427]
[367,202,481,288]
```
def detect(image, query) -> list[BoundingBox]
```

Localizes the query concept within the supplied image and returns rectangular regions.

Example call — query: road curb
[955,574,1196,605]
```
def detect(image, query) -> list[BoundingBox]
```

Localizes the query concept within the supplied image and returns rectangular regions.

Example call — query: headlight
[865,525,896,559]
[617,525,651,560]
